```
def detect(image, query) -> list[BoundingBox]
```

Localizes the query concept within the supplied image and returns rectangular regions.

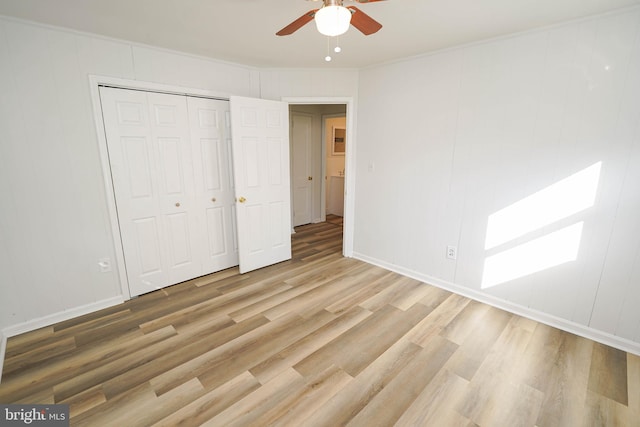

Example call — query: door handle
[237,197,246,203]
[175,202,181,207]
[308,176,313,181]
[211,197,216,202]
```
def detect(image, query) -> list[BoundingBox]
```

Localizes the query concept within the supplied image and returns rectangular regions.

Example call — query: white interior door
[291,113,313,227]
[230,96,292,273]
[101,87,201,296]
[187,97,239,273]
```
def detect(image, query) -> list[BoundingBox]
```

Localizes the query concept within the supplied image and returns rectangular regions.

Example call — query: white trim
[90,75,234,100]
[0,331,6,382]
[0,14,261,73]
[88,75,237,300]
[283,97,355,258]
[1,296,124,339]
[0,296,124,383]
[353,252,640,357]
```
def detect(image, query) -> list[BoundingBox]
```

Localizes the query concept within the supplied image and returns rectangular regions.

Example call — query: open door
[230,96,292,273]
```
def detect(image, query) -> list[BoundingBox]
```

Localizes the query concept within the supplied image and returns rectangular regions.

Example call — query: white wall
[260,69,358,101]
[0,15,358,361]
[354,7,640,353]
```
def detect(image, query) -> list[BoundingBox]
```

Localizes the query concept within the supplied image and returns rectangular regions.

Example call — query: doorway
[289,104,347,231]
[324,114,346,220]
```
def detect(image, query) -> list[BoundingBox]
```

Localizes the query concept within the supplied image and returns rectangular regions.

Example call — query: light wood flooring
[1,218,638,426]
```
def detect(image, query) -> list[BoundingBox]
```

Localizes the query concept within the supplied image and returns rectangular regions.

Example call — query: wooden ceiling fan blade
[347,6,382,35]
[276,9,318,36]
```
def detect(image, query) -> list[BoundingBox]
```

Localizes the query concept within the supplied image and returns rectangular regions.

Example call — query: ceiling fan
[276,0,385,37]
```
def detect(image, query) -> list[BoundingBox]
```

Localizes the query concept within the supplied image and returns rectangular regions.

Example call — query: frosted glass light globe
[315,6,351,36]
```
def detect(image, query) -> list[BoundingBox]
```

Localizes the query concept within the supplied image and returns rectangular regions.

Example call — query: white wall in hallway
[354,7,640,351]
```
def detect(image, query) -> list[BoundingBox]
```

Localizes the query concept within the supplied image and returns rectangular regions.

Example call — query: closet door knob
[308,176,313,181]
[211,197,216,202]
[175,202,181,207]
[238,197,246,203]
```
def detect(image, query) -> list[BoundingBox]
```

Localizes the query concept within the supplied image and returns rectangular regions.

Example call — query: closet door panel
[132,217,163,276]
[101,87,202,296]
[100,87,169,294]
[205,206,227,255]
[188,97,239,273]
[147,92,201,285]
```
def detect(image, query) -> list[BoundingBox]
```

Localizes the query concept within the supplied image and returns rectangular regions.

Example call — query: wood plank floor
[1,217,639,426]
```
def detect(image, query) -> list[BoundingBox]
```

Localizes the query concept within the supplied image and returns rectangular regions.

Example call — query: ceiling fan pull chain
[325,36,332,62]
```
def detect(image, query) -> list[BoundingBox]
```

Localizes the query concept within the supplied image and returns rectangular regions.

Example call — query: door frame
[89,75,233,300]
[283,97,355,258]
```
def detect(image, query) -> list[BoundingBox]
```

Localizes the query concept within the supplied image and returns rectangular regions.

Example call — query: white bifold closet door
[100,88,291,297]
[100,87,239,296]
[187,96,239,274]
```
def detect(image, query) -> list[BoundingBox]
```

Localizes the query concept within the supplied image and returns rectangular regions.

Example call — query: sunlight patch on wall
[481,162,601,289]
[485,162,601,250]
[481,222,583,289]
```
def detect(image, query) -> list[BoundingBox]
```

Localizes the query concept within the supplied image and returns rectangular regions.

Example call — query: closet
[99,87,291,297]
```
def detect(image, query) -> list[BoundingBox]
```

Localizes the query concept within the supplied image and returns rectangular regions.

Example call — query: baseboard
[0,331,6,382]
[352,252,640,357]
[0,295,124,383]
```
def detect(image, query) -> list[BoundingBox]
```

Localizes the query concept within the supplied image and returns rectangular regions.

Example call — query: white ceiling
[1,0,639,68]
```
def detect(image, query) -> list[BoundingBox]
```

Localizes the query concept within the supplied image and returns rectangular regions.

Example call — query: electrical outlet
[446,246,457,260]
[98,258,112,273]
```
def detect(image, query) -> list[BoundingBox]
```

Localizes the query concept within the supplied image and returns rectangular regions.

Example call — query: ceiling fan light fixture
[315,5,352,36]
